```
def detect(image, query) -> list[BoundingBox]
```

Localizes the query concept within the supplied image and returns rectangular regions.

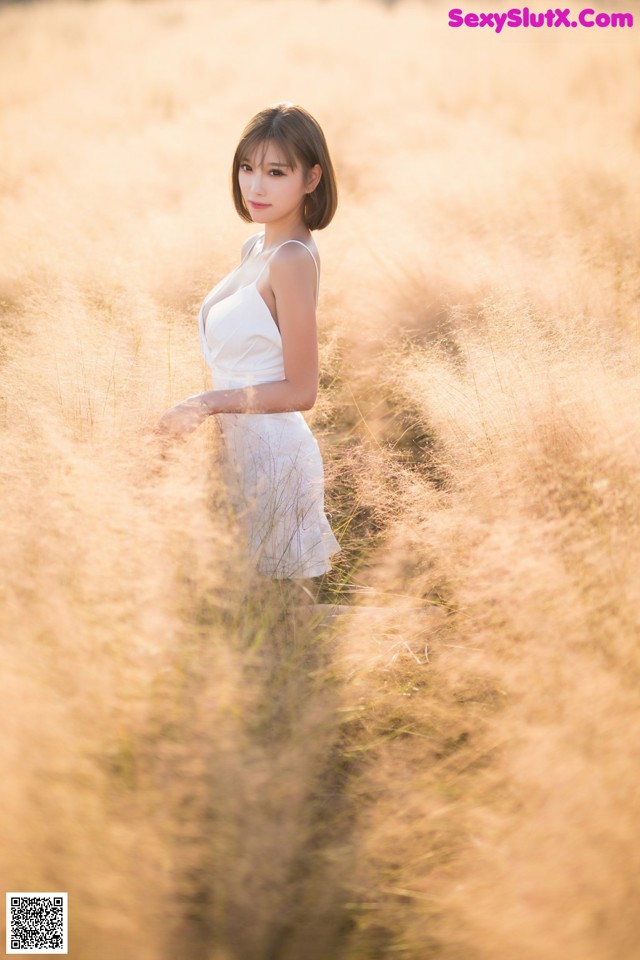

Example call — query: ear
[305,163,322,194]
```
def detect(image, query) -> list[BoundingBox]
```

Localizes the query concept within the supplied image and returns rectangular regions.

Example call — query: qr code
[6,893,68,954]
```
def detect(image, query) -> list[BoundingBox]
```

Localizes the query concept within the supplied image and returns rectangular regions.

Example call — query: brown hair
[230,103,338,231]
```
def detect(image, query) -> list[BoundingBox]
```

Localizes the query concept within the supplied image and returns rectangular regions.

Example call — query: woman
[154,103,342,581]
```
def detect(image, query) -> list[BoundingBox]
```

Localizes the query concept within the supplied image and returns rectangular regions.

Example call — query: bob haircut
[231,103,338,231]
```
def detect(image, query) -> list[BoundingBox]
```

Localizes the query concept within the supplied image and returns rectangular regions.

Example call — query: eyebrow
[241,158,292,168]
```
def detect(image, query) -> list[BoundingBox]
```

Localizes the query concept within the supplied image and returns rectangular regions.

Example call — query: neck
[261,211,311,249]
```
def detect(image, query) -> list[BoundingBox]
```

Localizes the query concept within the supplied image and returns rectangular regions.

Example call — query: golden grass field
[1,0,639,957]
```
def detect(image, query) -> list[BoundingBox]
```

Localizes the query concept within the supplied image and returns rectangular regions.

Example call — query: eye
[269,169,285,176]
[239,162,252,172]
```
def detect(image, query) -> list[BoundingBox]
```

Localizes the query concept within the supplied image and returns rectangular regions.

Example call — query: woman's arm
[153,245,319,439]
[202,243,319,413]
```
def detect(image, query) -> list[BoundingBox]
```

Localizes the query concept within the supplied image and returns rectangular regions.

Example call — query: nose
[249,168,265,196]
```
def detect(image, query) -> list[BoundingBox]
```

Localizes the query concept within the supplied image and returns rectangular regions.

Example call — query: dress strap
[254,238,320,302]
[242,232,263,263]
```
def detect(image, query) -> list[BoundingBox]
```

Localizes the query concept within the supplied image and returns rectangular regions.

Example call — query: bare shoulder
[270,238,321,283]
[240,231,262,258]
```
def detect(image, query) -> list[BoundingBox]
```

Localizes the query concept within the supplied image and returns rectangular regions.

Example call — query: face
[238,142,321,226]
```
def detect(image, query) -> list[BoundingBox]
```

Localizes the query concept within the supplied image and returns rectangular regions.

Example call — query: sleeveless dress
[197,232,342,580]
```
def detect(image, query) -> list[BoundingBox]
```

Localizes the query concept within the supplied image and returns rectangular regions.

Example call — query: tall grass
[1,0,639,957]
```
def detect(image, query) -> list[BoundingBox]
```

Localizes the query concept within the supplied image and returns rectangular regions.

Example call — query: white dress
[197,232,342,579]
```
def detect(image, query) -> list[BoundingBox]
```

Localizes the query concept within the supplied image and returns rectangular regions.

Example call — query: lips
[248,201,270,209]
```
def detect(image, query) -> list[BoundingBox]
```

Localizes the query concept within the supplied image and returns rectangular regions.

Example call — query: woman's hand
[152,396,210,442]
